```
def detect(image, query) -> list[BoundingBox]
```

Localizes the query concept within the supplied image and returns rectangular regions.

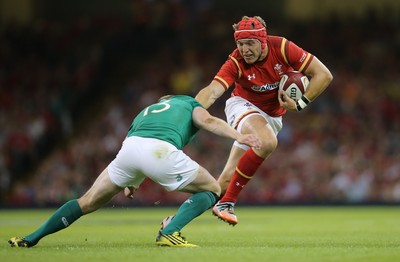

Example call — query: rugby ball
[279,71,309,101]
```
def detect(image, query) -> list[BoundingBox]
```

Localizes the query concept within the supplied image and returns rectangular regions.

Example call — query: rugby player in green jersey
[9,95,261,248]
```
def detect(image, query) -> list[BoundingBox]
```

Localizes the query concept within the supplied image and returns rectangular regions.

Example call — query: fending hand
[237,134,262,149]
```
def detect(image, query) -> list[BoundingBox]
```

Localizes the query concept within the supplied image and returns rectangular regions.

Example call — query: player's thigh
[242,114,276,142]
[226,96,281,156]
[79,168,122,214]
[154,149,200,192]
[181,166,220,196]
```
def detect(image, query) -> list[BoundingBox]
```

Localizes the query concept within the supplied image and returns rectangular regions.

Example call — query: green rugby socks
[161,191,217,234]
[24,199,83,246]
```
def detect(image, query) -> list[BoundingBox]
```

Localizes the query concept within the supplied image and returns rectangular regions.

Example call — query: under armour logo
[274,63,283,75]
[235,182,244,188]
[247,74,256,80]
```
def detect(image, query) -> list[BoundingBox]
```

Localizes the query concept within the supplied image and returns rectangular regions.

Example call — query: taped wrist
[296,95,311,111]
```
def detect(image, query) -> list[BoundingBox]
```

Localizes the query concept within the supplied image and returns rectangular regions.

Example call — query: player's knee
[218,175,230,186]
[78,195,97,214]
[257,138,277,156]
[198,179,221,197]
[210,182,221,197]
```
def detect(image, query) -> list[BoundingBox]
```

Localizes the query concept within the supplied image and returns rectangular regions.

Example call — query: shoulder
[267,35,287,49]
[174,95,204,109]
[229,48,243,62]
[229,49,242,60]
[228,49,245,68]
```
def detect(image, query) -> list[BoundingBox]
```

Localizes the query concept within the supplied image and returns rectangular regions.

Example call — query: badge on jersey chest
[274,63,284,76]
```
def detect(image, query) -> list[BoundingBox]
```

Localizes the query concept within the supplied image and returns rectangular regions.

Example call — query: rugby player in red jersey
[195,16,333,225]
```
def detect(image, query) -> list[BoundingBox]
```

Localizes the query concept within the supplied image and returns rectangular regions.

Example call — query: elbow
[319,69,333,91]
[203,117,215,127]
[322,66,333,84]
[326,70,333,84]
[202,117,218,133]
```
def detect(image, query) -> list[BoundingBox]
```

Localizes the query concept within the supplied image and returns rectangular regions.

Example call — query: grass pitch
[1,206,399,262]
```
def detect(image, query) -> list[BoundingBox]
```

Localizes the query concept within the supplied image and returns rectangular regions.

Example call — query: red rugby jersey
[214,36,313,117]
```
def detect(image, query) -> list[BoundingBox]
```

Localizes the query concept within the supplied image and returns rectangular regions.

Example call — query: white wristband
[296,95,311,111]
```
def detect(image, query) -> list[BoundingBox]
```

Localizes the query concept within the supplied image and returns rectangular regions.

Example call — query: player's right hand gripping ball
[279,71,309,101]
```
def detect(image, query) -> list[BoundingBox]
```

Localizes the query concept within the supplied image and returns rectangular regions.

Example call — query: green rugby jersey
[127,95,204,149]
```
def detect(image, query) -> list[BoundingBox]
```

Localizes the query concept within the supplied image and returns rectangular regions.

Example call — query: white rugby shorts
[225,96,283,150]
[107,136,199,191]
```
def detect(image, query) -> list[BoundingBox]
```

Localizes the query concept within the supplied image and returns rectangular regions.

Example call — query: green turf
[1,206,399,262]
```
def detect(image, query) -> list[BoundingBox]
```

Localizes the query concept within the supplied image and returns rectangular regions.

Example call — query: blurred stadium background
[0,0,399,208]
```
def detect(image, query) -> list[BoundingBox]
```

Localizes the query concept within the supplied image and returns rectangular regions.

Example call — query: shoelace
[217,202,235,213]
[226,205,235,214]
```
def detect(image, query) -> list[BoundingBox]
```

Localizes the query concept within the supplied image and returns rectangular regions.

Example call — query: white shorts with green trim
[107,136,199,191]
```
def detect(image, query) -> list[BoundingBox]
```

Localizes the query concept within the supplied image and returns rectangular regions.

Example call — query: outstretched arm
[192,107,261,149]
[195,80,226,109]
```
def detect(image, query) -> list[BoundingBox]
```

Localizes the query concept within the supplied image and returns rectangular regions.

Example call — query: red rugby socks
[220,148,264,203]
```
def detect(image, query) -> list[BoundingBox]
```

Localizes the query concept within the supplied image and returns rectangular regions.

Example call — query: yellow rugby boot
[155,231,198,247]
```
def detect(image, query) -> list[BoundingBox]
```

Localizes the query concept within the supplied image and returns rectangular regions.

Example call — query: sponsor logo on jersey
[251,82,279,92]
[247,73,256,80]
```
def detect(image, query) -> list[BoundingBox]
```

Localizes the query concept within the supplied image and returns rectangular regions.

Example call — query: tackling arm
[192,107,261,149]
